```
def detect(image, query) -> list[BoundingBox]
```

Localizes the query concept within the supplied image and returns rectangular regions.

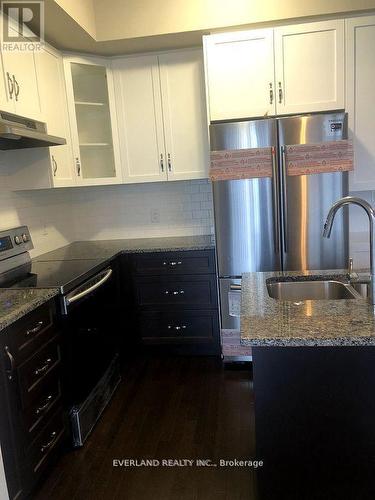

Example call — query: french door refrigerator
[210,112,349,331]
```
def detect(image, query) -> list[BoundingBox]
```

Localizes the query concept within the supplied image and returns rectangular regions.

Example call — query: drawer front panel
[27,408,65,475]
[8,303,54,364]
[139,310,219,343]
[23,377,62,445]
[18,339,61,408]
[131,250,215,275]
[134,275,217,309]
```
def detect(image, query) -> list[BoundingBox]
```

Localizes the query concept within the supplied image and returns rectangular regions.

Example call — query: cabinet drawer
[7,303,54,364]
[134,275,218,309]
[139,310,219,344]
[27,407,65,475]
[18,339,61,408]
[23,377,62,445]
[131,250,215,275]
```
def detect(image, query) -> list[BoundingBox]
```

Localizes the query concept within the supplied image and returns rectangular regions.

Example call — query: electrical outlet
[150,209,160,224]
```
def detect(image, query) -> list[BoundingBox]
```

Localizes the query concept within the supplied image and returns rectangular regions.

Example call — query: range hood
[0,111,66,150]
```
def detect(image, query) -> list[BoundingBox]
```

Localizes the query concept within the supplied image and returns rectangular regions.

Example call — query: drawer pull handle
[34,358,52,377]
[35,395,53,416]
[26,321,44,337]
[164,290,185,296]
[40,431,57,453]
[168,325,187,332]
[163,261,182,267]
[4,346,15,381]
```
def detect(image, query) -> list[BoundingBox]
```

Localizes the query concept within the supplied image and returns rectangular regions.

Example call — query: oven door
[61,267,119,406]
[62,267,113,314]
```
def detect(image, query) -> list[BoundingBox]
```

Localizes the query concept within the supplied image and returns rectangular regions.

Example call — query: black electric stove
[0,226,121,447]
[10,258,110,294]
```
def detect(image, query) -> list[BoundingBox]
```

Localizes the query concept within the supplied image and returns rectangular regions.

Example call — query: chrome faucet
[323,196,375,306]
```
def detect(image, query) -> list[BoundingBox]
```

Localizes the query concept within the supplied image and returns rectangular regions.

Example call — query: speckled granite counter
[0,288,59,333]
[33,235,215,262]
[241,270,375,346]
[0,235,214,332]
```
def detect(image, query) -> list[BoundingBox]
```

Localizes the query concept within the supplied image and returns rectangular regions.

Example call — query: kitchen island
[241,271,375,500]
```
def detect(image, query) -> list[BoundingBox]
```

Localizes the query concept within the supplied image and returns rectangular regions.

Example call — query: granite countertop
[0,288,59,333]
[241,270,375,347]
[33,234,215,262]
[0,235,214,333]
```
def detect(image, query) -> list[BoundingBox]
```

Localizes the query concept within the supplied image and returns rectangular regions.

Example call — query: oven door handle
[65,268,113,306]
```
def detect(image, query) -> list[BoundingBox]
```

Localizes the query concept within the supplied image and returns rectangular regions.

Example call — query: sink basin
[349,282,369,298]
[267,280,360,301]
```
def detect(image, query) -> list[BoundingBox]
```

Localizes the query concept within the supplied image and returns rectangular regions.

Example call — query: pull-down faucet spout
[323,196,375,306]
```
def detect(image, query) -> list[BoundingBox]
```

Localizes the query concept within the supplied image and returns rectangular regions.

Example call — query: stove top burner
[0,226,112,296]
[3,259,109,295]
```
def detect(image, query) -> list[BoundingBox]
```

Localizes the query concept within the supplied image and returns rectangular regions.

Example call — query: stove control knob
[22,233,29,243]
[14,235,21,245]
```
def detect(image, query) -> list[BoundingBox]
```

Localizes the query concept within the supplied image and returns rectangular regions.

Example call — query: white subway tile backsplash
[0,179,215,257]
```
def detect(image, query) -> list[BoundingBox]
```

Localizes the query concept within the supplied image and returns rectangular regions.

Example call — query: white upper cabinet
[346,16,375,191]
[203,21,345,121]
[36,45,75,187]
[1,44,76,191]
[159,49,209,181]
[64,55,122,186]
[274,20,345,114]
[0,24,41,120]
[113,49,209,183]
[0,50,14,114]
[203,29,275,121]
[112,55,167,183]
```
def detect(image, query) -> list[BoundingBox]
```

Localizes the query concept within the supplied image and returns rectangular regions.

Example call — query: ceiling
[37,0,375,55]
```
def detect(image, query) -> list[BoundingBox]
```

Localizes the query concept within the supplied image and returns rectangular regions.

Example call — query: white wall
[349,190,374,269]
[0,188,74,259]
[68,179,214,241]
[0,179,214,258]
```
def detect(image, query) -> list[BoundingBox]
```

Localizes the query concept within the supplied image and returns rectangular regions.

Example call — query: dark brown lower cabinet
[130,249,221,355]
[0,301,67,500]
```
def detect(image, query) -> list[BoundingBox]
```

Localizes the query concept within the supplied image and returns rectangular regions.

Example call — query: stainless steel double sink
[267,278,369,301]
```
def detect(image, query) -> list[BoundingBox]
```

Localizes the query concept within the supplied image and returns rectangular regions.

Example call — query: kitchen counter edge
[240,270,375,347]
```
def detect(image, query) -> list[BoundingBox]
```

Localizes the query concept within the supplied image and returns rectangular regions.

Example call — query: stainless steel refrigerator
[210,112,349,331]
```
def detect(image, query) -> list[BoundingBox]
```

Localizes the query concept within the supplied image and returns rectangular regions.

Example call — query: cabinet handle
[34,358,52,377]
[167,153,172,172]
[160,153,164,173]
[164,290,185,296]
[13,75,19,101]
[6,72,14,98]
[269,82,273,104]
[4,346,15,381]
[25,320,44,337]
[40,431,57,453]
[278,82,283,104]
[167,325,187,332]
[35,394,53,416]
[162,261,182,267]
[52,156,58,177]
[75,157,81,176]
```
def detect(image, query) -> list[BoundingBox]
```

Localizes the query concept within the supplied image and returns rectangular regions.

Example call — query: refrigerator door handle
[281,145,288,253]
[271,146,280,254]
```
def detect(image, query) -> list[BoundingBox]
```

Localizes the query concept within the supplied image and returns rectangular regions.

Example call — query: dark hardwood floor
[33,356,256,500]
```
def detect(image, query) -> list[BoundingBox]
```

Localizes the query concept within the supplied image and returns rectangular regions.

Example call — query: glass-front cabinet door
[64,56,122,185]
